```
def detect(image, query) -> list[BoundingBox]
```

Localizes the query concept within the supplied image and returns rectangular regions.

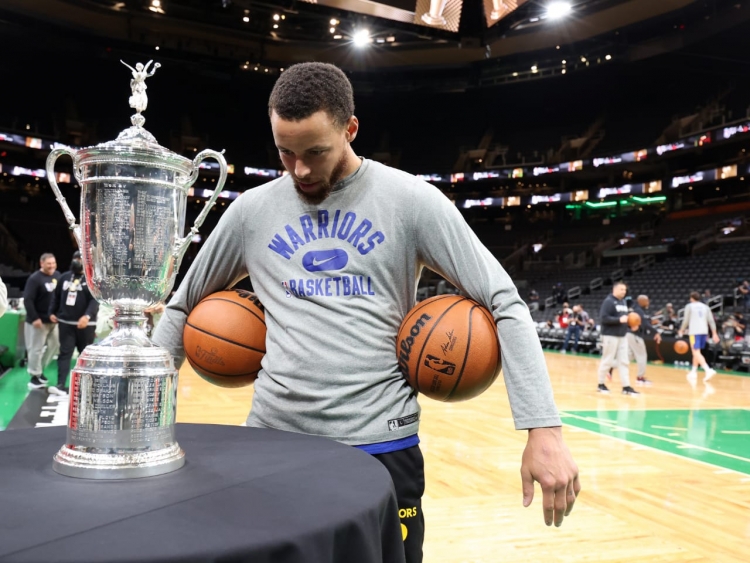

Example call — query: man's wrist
[528,426,562,435]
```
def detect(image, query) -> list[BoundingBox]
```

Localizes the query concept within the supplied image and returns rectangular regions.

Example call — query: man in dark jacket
[23,253,61,389]
[597,282,639,395]
[627,295,662,386]
[48,252,98,396]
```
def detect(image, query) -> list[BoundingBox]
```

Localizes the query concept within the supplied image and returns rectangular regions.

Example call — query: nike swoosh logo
[312,256,337,267]
[301,249,349,272]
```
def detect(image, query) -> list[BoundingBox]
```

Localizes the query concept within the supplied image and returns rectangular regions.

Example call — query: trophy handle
[46,146,82,248]
[173,149,228,261]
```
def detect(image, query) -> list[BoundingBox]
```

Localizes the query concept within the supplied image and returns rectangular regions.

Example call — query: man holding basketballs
[154,62,580,562]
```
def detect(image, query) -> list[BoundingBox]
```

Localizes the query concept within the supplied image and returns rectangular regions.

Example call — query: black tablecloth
[0,424,406,563]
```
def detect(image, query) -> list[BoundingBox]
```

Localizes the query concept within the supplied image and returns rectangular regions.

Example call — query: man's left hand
[77,316,89,329]
[521,426,581,527]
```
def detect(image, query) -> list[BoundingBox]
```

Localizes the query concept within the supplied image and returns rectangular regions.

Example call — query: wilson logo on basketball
[233,289,264,312]
[195,346,225,366]
[397,313,432,380]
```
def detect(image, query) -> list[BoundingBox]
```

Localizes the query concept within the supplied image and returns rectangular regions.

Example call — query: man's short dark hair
[268,62,354,128]
[40,253,54,263]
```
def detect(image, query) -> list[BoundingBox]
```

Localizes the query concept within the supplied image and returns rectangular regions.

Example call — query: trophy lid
[71,60,193,175]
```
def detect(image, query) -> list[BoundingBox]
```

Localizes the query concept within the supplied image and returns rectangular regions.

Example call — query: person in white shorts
[678,292,719,383]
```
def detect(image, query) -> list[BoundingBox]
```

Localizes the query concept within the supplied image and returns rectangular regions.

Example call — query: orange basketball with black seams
[396,295,501,402]
[674,340,690,355]
[183,289,266,388]
[627,312,642,330]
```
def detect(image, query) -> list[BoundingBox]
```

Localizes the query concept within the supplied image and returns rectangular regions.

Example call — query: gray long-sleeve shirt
[680,301,717,336]
[154,159,561,446]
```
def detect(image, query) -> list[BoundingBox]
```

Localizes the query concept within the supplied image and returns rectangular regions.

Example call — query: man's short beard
[293,150,350,205]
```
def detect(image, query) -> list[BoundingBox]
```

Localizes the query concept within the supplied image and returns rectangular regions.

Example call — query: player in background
[678,291,720,383]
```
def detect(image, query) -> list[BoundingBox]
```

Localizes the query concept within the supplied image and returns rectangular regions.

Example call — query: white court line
[721,430,750,434]
[561,412,750,465]
[558,421,750,477]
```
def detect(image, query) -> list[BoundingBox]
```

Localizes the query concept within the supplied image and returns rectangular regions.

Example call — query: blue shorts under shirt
[354,434,420,455]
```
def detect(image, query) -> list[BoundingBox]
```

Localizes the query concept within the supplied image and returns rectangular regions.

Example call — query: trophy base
[421,13,447,26]
[53,442,185,480]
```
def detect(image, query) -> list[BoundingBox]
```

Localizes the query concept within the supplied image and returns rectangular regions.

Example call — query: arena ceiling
[1,0,745,73]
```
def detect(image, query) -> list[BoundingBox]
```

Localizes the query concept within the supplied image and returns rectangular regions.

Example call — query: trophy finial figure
[121,60,161,127]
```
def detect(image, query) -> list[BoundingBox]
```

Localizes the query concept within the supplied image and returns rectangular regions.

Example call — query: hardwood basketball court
[176,351,750,562]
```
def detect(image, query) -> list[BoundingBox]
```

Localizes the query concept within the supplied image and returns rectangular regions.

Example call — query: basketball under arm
[153,196,250,365]
[412,182,561,431]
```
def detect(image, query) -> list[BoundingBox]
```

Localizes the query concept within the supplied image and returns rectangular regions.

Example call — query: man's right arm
[153,197,250,366]
[679,307,690,333]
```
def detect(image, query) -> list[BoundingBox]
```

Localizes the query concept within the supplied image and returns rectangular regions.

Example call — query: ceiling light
[386,36,395,42]
[330,27,336,33]
[580,56,586,62]
[281,14,285,19]
[352,29,370,47]
[155,46,160,50]
[151,0,160,6]
[330,18,339,25]
[273,23,279,29]
[605,54,612,60]
[562,59,566,64]
[333,34,342,39]
[562,69,567,74]
[242,16,249,22]
[531,65,538,73]
[545,2,572,20]
[376,38,385,43]
[273,14,280,21]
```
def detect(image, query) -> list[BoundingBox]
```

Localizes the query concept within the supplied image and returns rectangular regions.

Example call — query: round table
[0,424,405,563]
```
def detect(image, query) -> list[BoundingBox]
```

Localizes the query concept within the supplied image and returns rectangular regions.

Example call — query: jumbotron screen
[300,0,464,33]
[483,0,529,27]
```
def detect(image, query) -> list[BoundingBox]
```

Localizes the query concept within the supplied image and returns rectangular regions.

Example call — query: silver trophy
[46,61,226,479]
